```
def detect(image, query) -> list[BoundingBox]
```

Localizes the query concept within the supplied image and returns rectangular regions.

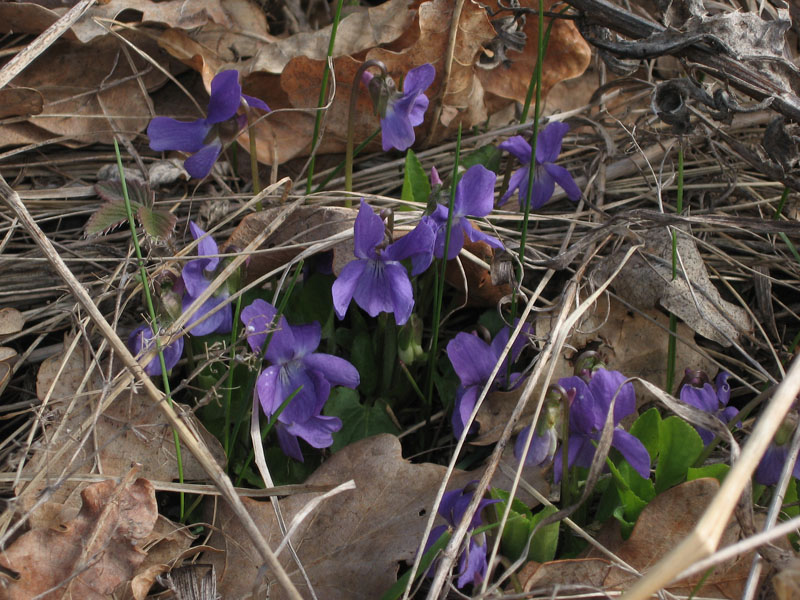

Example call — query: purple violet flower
[332,200,434,325]
[147,70,269,179]
[241,299,359,461]
[426,483,499,589]
[498,122,581,209]
[128,324,183,376]
[363,64,435,152]
[426,164,503,260]
[679,370,739,445]
[553,368,650,482]
[447,323,530,438]
[181,221,232,336]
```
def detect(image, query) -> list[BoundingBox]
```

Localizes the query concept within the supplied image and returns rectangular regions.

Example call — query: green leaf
[655,416,704,494]
[95,178,152,207]
[350,331,378,395]
[687,463,730,483]
[490,490,558,562]
[324,388,398,452]
[460,144,502,173]
[607,459,654,537]
[527,505,559,563]
[137,205,177,241]
[630,407,661,462]
[84,200,136,236]
[400,149,430,206]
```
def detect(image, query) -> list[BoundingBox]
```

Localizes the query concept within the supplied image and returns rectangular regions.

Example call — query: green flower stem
[666,145,684,394]
[316,128,380,194]
[346,60,387,198]
[510,0,545,382]
[223,292,244,458]
[247,112,262,203]
[306,0,345,195]
[425,124,462,412]
[114,139,185,519]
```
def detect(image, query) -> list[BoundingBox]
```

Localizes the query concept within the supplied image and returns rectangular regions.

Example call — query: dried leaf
[0,0,236,44]
[224,205,358,282]
[475,0,592,111]
[0,87,43,118]
[1,31,168,145]
[444,237,510,307]
[774,558,800,600]
[0,307,25,336]
[0,478,158,600]
[207,434,464,599]
[20,338,225,527]
[247,0,414,74]
[593,228,752,346]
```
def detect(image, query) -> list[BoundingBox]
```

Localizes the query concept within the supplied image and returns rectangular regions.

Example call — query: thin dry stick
[423,0,465,147]
[0,174,304,600]
[0,0,96,90]
[621,353,800,600]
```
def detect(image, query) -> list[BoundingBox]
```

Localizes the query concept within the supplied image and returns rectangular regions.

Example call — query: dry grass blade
[0,173,304,600]
[621,354,800,600]
[0,0,95,90]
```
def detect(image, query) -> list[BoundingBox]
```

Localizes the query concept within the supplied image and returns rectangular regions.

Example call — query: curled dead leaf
[0,477,158,600]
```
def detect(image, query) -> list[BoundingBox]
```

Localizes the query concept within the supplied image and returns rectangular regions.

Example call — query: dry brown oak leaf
[210,0,589,163]
[207,434,476,599]
[0,478,158,600]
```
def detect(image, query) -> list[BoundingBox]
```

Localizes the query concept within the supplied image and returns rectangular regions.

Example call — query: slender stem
[666,145,684,394]
[774,188,800,267]
[306,0,345,195]
[247,112,262,202]
[346,61,387,199]
[425,124,462,411]
[315,128,380,194]
[114,139,185,519]
[510,0,546,382]
[223,292,244,458]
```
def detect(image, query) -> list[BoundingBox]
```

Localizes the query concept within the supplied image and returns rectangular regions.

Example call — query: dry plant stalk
[0,173,304,600]
[621,354,800,600]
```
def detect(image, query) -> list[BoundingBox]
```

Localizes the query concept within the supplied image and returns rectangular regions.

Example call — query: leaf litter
[1,0,800,598]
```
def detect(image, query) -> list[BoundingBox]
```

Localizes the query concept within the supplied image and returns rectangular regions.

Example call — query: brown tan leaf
[476,0,591,113]
[0,88,43,119]
[207,434,465,599]
[0,307,25,336]
[247,0,415,75]
[0,0,235,44]
[2,31,169,144]
[20,337,225,527]
[0,478,158,600]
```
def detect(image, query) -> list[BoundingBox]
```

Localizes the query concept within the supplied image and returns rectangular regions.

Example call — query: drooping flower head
[181,221,232,336]
[147,70,269,179]
[426,482,499,589]
[332,200,434,325]
[447,322,531,438]
[498,122,581,210]
[678,369,739,445]
[128,324,183,377]
[554,368,650,482]
[426,164,503,260]
[363,63,435,152]
[241,299,359,461]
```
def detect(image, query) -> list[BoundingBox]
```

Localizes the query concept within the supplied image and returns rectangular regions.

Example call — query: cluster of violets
[137,66,800,588]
